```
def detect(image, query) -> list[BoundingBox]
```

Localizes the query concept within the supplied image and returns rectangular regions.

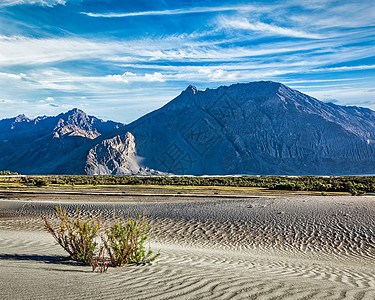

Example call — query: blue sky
[0,0,374,123]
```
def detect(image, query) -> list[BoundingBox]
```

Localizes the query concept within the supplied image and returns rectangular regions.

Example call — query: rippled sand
[1,195,375,299]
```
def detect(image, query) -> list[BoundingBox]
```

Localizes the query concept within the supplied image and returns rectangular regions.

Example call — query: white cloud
[312,65,375,72]
[0,32,371,73]
[0,0,66,7]
[0,36,115,66]
[106,71,136,83]
[145,72,164,82]
[45,96,54,101]
[289,2,375,29]
[81,1,375,33]
[0,72,26,79]
[106,71,165,83]
[198,68,238,81]
[219,17,324,39]
[81,5,257,18]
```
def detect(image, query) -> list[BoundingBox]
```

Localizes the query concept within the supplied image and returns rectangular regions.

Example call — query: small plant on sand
[103,215,160,267]
[43,207,159,272]
[43,206,101,265]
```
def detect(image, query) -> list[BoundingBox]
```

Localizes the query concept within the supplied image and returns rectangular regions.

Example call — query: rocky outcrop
[84,132,167,175]
[85,132,139,175]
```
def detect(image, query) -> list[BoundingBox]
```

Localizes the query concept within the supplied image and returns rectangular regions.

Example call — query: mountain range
[1,81,375,175]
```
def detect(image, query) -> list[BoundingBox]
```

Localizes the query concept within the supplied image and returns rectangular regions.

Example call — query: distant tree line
[4,175,374,195]
[0,170,18,175]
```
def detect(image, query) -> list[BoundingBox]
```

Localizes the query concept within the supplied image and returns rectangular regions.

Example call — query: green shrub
[43,206,101,265]
[103,215,160,266]
[43,207,159,271]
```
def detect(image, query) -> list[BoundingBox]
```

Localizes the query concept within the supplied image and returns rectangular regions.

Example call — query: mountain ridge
[0,108,124,174]
[1,81,375,175]
[114,81,375,175]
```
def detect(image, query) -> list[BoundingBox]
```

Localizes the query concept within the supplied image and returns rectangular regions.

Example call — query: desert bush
[103,215,160,267]
[43,206,101,265]
[43,207,159,271]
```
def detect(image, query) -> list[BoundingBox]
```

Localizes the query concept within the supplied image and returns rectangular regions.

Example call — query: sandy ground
[0,194,375,299]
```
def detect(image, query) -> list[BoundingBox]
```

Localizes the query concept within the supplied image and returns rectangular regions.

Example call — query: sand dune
[1,195,375,299]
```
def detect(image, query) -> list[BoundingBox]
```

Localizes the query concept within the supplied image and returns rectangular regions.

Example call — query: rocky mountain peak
[58,108,89,121]
[53,108,101,139]
[184,85,198,95]
[65,107,86,115]
[14,114,31,123]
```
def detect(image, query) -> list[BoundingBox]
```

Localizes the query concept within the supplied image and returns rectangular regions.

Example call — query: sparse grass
[43,206,159,272]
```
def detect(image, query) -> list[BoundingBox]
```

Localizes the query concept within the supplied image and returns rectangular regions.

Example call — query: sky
[0,0,374,123]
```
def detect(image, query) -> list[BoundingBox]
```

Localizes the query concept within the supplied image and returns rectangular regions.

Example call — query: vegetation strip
[0,189,261,199]
[1,174,374,195]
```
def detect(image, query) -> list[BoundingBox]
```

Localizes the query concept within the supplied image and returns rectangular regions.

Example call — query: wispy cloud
[81,5,257,18]
[0,36,124,66]
[0,0,66,7]
[0,71,26,79]
[219,17,324,39]
[106,71,165,83]
[289,2,375,29]
[291,0,333,10]
[0,34,331,67]
[312,64,375,72]
[1,33,373,91]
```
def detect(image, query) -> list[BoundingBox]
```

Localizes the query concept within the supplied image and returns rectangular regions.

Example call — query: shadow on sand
[0,254,85,268]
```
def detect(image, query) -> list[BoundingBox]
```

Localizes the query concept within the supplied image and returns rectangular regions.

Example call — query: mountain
[2,81,375,175]
[0,108,124,174]
[89,81,375,175]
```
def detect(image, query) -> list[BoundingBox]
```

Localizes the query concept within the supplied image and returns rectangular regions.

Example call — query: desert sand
[1,193,375,299]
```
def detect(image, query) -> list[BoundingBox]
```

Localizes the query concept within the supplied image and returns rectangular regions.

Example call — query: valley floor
[0,192,375,299]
